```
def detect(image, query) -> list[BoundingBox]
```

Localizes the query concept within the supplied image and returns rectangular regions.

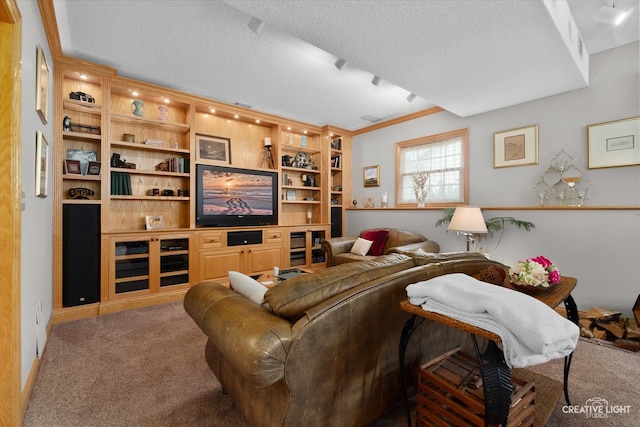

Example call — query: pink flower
[509,256,561,288]
[527,256,552,268]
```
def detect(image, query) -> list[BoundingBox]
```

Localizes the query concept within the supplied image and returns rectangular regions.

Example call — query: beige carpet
[23,301,639,426]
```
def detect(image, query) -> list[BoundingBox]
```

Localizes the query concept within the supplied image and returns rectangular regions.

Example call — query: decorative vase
[131,99,144,116]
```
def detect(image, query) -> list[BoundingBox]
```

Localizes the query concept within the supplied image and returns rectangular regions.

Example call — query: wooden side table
[399,276,578,426]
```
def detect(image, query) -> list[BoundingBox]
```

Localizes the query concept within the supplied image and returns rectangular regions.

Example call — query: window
[395,129,468,206]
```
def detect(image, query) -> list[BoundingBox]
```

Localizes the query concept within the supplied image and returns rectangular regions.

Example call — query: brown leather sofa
[184,252,502,427]
[321,228,440,266]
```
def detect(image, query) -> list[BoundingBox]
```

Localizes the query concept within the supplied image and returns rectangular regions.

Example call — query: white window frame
[395,128,469,206]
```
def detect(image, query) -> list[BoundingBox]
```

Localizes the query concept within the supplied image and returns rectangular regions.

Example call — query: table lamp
[448,206,488,251]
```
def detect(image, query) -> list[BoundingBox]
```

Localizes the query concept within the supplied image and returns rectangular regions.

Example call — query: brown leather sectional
[321,228,440,266]
[184,252,502,426]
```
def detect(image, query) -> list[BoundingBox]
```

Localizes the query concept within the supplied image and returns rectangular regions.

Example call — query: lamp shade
[448,206,488,234]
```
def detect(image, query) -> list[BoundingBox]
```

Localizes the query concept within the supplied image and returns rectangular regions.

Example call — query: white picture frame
[36,131,49,197]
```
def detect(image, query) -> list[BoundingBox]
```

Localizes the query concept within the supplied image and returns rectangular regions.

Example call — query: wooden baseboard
[98,290,188,315]
[51,303,100,324]
[21,319,53,418]
[51,290,189,324]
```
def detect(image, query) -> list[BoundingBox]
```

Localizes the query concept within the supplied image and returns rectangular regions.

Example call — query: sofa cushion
[265,253,415,321]
[350,237,373,256]
[361,229,390,256]
[228,271,270,308]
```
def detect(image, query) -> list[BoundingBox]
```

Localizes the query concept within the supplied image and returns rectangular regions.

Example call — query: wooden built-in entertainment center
[53,58,352,323]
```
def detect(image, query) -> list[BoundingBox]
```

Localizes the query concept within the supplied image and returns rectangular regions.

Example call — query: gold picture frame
[36,131,49,198]
[493,125,538,168]
[195,133,231,165]
[363,165,380,187]
[587,116,640,169]
[36,45,49,124]
[145,215,165,230]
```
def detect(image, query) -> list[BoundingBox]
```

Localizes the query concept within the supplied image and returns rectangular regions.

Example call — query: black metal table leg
[472,336,513,427]
[562,294,579,405]
[399,314,425,427]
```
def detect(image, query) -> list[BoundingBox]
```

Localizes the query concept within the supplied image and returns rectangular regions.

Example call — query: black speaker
[62,205,100,306]
[227,230,262,246]
[331,207,343,237]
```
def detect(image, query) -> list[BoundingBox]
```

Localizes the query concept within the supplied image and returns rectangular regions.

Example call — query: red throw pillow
[361,229,390,256]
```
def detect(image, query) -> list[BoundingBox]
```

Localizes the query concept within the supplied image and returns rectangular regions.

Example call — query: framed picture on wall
[587,116,640,169]
[36,45,50,124]
[363,165,380,187]
[493,125,538,168]
[36,131,49,197]
[196,133,231,165]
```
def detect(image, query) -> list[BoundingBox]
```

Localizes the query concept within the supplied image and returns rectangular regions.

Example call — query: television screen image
[196,164,278,227]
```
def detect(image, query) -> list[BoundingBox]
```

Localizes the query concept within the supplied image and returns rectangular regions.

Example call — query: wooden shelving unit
[52,57,353,322]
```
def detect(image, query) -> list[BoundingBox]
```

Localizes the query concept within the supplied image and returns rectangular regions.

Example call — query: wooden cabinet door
[199,247,244,283]
[246,245,283,275]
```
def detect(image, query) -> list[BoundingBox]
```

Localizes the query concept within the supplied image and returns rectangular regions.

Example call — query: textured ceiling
[52,0,639,131]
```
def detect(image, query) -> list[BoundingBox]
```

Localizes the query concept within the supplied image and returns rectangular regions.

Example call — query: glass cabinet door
[114,240,150,294]
[159,238,189,288]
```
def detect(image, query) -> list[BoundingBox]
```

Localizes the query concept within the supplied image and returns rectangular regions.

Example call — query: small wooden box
[417,349,535,427]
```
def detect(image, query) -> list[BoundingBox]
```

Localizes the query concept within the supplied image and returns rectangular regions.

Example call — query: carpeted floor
[23,301,639,426]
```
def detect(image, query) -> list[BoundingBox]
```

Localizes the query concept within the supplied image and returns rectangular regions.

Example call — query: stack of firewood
[578,306,640,352]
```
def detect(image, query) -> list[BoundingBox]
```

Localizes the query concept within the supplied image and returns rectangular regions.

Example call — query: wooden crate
[417,348,535,427]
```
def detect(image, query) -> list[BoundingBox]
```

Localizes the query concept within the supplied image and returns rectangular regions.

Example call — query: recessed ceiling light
[79,74,88,80]
[234,114,239,119]
[210,108,216,113]
[132,91,139,97]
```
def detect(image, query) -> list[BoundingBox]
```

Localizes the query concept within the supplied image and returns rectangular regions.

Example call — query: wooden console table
[399,276,579,426]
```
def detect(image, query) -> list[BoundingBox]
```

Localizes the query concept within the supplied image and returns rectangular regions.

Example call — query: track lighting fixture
[407,93,417,102]
[248,16,265,34]
[334,58,348,70]
[594,0,632,25]
[371,75,381,86]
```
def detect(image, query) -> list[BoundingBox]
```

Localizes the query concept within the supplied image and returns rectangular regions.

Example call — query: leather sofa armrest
[388,240,440,254]
[184,281,293,387]
[321,236,358,266]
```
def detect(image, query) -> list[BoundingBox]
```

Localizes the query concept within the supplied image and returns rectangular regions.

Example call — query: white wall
[19,0,54,388]
[350,42,640,316]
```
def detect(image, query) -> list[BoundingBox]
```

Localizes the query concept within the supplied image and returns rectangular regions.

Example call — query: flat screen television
[196,164,278,228]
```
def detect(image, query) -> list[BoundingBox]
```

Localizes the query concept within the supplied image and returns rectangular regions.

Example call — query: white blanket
[406,273,579,368]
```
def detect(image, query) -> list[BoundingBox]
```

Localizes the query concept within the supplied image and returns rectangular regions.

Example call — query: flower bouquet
[508,256,560,294]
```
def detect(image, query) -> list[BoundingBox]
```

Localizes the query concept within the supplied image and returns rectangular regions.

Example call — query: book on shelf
[144,139,164,146]
[331,154,341,168]
[166,157,189,173]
